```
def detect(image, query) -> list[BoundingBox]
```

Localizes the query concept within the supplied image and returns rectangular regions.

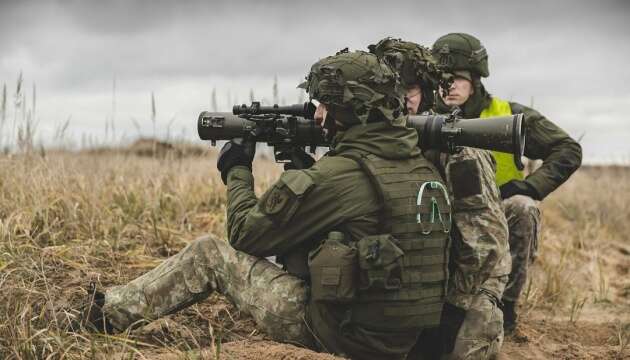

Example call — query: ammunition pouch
[357,234,404,290]
[308,236,358,303]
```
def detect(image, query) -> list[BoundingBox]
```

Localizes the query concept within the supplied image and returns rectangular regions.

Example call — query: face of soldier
[314,102,335,137]
[405,85,423,115]
[314,102,328,127]
[441,77,474,106]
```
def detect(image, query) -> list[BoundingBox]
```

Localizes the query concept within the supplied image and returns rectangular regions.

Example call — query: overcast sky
[0,0,628,163]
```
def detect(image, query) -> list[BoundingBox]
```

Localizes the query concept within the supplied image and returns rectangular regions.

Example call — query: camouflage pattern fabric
[407,148,510,359]
[103,235,316,348]
[368,38,452,113]
[368,37,451,90]
[444,276,507,360]
[440,147,511,310]
[501,195,541,302]
[299,50,406,127]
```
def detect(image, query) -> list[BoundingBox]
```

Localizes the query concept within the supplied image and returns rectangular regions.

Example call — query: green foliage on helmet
[432,33,489,78]
[369,38,451,90]
[300,49,405,127]
[369,37,453,112]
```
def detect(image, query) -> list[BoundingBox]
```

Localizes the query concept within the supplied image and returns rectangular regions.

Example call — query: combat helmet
[432,33,489,78]
[369,37,453,112]
[299,49,405,127]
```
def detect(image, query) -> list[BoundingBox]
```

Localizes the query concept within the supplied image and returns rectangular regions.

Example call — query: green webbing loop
[416,181,452,234]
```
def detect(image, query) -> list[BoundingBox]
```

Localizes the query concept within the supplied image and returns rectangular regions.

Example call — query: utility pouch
[308,232,358,303]
[357,234,404,290]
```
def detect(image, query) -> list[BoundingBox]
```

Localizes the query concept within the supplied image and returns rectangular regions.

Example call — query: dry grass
[0,153,628,359]
[0,151,282,359]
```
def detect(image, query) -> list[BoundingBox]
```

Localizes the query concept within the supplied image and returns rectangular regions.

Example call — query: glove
[499,179,540,200]
[279,148,316,171]
[440,302,467,354]
[217,139,255,184]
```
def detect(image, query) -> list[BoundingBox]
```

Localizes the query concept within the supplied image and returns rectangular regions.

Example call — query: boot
[501,300,518,334]
[81,282,115,334]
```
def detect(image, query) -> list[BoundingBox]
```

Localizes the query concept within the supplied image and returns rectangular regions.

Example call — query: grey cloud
[0,0,628,160]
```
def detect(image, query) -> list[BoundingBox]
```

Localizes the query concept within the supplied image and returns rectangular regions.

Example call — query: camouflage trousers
[444,276,507,360]
[501,195,541,302]
[408,277,507,360]
[103,235,316,348]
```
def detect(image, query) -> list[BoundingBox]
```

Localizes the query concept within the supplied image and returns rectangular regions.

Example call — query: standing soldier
[431,33,583,334]
[80,50,470,360]
[371,38,512,359]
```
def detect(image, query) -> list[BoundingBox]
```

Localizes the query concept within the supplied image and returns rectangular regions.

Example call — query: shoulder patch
[263,186,291,215]
[448,158,482,199]
[259,171,314,223]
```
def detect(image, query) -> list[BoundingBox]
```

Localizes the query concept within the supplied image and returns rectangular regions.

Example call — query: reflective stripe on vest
[480,97,524,186]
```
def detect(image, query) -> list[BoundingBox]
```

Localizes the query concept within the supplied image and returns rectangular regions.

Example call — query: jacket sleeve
[224,163,356,258]
[442,148,510,310]
[510,102,582,199]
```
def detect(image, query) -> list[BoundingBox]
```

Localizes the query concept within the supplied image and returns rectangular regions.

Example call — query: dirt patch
[149,340,344,360]
[501,311,630,360]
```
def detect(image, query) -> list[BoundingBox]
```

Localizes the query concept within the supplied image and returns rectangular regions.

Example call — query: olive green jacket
[225,121,508,359]
[508,102,582,199]
[436,87,582,199]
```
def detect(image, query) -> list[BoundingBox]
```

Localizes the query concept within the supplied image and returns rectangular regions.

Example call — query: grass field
[0,149,628,359]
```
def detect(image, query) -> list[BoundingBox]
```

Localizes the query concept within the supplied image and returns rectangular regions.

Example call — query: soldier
[368,38,449,116]
[431,33,583,333]
[80,50,454,359]
[371,38,512,360]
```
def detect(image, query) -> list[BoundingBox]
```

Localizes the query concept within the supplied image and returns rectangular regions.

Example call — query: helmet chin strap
[323,112,339,142]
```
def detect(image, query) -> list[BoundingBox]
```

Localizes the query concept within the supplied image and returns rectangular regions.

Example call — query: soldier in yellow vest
[431,33,583,337]
[370,38,511,360]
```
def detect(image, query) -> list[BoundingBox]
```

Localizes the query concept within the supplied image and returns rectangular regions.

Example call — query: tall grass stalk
[1,83,6,148]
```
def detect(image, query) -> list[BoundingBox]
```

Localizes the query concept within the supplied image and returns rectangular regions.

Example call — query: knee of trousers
[237,260,312,346]
[448,293,504,360]
[172,234,223,294]
[503,195,541,248]
[503,195,540,222]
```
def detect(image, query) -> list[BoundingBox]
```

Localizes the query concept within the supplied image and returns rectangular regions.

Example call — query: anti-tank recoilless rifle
[197,101,526,170]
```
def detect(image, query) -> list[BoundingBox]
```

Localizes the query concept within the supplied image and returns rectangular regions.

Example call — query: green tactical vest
[343,152,451,331]
[480,97,524,186]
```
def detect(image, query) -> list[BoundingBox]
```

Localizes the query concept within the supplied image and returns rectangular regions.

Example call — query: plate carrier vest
[341,152,452,331]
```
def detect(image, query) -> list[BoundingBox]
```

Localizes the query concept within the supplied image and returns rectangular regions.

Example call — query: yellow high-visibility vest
[480,97,524,186]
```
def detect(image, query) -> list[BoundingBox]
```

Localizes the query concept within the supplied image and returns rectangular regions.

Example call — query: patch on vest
[449,159,482,199]
[263,186,291,215]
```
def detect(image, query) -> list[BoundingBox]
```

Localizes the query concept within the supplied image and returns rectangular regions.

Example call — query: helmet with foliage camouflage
[431,33,489,78]
[299,49,405,127]
[369,38,450,89]
[369,37,453,112]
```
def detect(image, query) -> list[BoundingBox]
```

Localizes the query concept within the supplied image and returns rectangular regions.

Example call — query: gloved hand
[499,179,540,200]
[440,302,467,354]
[279,148,316,171]
[217,139,256,184]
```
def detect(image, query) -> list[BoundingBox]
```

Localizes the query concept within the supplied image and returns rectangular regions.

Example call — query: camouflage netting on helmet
[300,49,405,127]
[368,37,451,91]
[432,33,489,78]
[369,38,453,113]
